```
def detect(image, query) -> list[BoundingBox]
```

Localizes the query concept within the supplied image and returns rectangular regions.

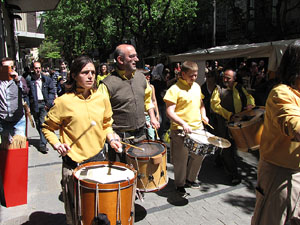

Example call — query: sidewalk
[0,125,258,225]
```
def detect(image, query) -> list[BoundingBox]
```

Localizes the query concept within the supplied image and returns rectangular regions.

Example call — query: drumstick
[59,121,96,157]
[119,141,144,151]
[202,119,214,130]
[154,128,160,140]
[70,121,97,148]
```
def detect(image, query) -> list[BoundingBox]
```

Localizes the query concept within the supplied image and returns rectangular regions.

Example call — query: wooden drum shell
[228,107,265,152]
[73,161,137,225]
[125,140,168,192]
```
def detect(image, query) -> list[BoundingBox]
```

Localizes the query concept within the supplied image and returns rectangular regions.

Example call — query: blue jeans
[0,114,26,144]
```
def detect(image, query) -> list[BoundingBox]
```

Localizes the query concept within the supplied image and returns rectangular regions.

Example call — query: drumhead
[74,164,135,184]
[229,106,265,127]
[127,141,165,158]
[187,130,215,145]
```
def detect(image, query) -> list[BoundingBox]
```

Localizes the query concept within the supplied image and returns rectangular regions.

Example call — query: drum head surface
[230,107,265,127]
[188,130,215,145]
[74,164,135,184]
[127,142,165,157]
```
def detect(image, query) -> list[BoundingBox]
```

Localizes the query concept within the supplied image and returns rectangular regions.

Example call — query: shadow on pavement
[28,138,40,151]
[135,203,147,222]
[22,211,66,225]
[154,178,189,206]
[198,151,258,192]
[224,194,256,215]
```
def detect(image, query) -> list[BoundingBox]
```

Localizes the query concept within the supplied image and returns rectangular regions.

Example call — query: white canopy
[169,39,299,72]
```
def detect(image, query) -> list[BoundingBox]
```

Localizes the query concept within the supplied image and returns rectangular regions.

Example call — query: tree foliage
[42,0,199,62]
[38,38,61,59]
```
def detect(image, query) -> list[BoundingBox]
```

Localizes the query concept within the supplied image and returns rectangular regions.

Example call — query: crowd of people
[1,40,300,225]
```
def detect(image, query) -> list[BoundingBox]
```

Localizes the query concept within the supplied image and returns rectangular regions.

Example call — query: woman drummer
[42,55,122,225]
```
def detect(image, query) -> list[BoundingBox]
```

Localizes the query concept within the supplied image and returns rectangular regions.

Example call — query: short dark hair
[279,40,300,86]
[65,55,95,93]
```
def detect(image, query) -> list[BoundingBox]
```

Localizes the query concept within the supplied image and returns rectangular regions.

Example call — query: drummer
[210,68,255,185]
[252,40,300,225]
[42,56,122,225]
[98,44,160,162]
[164,61,209,195]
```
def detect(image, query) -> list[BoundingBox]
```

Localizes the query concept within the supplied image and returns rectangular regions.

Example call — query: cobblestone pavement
[0,126,259,225]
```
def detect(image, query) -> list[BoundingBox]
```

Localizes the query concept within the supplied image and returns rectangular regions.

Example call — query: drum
[228,106,265,151]
[184,130,219,155]
[125,140,168,192]
[73,161,137,225]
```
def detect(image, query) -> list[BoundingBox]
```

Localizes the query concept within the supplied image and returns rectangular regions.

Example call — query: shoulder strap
[235,83,247,109]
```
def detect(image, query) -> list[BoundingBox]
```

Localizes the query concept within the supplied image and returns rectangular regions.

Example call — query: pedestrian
[0,58,27,146]
[27,61,55,153]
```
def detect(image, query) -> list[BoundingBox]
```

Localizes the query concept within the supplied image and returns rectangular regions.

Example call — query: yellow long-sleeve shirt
[210,82,255,121]
[42,88,114,163]
[260,84,300,170]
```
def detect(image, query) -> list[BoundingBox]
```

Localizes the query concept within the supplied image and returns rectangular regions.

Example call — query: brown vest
[101,70,147,131]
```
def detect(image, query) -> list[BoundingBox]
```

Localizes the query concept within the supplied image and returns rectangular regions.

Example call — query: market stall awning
[6,0,61,13]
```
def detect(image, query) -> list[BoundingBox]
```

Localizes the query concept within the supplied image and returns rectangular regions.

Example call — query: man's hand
[202,115,209,125]
[54,143,71,156]
[244,104,255,110]
[182,122,192,134]
[10,70,19,81]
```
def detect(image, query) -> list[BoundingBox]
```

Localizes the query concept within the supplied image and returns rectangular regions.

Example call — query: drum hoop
[125,140,166,160]
[228,116,263,129]
[73,161,137,189]
[229,107,265,128]
[77,182,135,192]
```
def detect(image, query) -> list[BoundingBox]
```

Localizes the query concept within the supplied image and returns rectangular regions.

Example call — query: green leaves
[42,0,200,61]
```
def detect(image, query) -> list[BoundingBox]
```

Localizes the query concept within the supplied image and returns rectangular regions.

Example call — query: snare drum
[73,161,136,225]
[228,106,265,151]
[125,140,168,192]
[184,130,217,155]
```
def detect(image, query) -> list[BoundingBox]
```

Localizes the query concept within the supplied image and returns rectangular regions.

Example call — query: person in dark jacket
[27,61,55,153]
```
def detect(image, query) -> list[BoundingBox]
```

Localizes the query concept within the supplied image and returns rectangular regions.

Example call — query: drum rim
[125,140,167,160]
[73,161,137,190]
[228,106,265,128]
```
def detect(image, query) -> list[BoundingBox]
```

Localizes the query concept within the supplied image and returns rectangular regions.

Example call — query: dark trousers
[215,115,238,177]
[32,101,48,148]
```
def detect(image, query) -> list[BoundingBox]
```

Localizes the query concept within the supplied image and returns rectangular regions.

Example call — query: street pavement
[0,125,259,225]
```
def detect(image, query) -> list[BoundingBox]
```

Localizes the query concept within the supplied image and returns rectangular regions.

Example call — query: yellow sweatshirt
[260,84,300,170]
[42,88,113,163]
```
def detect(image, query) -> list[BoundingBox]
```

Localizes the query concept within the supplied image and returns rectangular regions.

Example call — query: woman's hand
[54,143,71,156]
[107,133,123,153]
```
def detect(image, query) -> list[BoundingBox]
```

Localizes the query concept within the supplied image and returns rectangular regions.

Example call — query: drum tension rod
[148,175,154,181]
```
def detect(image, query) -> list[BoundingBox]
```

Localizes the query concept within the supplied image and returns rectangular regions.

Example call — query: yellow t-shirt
[42,88,114,163]
[163,78,203,130]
